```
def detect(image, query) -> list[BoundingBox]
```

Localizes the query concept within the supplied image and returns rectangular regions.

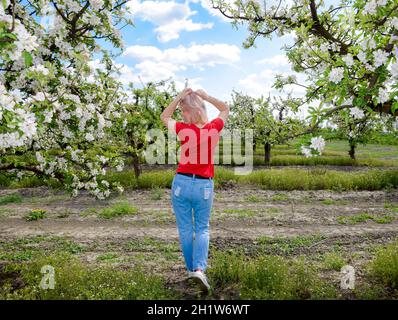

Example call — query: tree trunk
[348,141,356,160]
[264,142,271,165]
[130,139,142,178]
[131,152,141,178]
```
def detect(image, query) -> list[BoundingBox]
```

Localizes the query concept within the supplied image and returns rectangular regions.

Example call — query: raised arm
[195,89,229,123]
[160,88,192,130]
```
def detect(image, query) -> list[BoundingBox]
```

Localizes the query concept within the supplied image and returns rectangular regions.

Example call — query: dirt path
[1,187,397,241]
[1,217,398,240]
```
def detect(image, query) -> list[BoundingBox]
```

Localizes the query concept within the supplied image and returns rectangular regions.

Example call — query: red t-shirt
[175,117,224,178]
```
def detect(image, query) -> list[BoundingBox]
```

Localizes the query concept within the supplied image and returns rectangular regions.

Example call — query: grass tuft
[98,202,138,219]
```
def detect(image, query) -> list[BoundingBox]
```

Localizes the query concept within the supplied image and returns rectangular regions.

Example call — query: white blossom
[350,107,365,119]
[29,65,49,75]
[90,0,104,11]
[36,152,45,163]
[329,67,344,83]
[373,49,389,67]
[363,1,377,15]
[33,92,46,101]
[357,51,368,63]
[310,136,326,154]
[376,88,390,104]
[85,132,95,141]
[301,146,312,158]
[390,17,398,30]
[342,54,354,67]
[319,43,329,53]
[390,61,398,78]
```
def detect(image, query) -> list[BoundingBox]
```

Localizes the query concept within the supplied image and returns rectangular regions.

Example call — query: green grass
[245,195,260,202]
[384,202,398,212]
[373,215,396,224]
[0,236,86,261]
[321,252,346,271]
[98,202,138,219]
[256,235,325,255]
[79,207,98,217]
[24,209,46,221]
[122,237,180,262]
[216,168,398,191]
[1,234,398,300]
[0,208,11,217]
[207,250,337,299]
[149,187,164,200]
[96,252,120,262]
[57,210,71,218]
[0,252,179,300]
[337,213,395,225]
[222,208,256,218]
[251,155,397,167]
[322,199,335,205]
[267,207,280,215]
[367,240,398,291]
[271,193,290,201]
[0,193,23,205]
[2,166,398,193]
[106,170,175,189]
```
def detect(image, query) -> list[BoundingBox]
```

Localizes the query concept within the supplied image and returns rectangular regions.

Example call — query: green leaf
[3,111,10,122]
[0,32,17,40]
[344,112,349,125]
[22,51,33,68]
[392,101,398,115]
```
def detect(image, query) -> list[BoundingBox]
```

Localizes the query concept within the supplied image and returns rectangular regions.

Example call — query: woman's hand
[195,89,209,101]
[177,88,193,102]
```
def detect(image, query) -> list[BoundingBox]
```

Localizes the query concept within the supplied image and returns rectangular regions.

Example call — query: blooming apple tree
[211,0,398,156]
[0,0,134,199]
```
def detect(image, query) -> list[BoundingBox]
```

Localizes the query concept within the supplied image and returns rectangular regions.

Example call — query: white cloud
[88,58,204,99]
[122,43,240,83]
[154,19,213,42]
[123,43,241,66]
[161,43,240,67]
[126,0,214,42]
[189,0,232,22]
[91,41,241,89]
[123,45,163,61]
[238,69,277,98]
[256,54,291,67]
[238,67,307,98]
[133,60,182,82]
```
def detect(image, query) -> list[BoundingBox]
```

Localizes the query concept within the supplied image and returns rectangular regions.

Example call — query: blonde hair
[179,92,208,124]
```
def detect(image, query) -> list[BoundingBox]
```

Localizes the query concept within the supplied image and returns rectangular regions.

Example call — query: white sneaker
[189,270,211,291]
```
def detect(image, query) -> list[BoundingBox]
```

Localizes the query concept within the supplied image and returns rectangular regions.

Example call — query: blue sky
[102,0,336,120]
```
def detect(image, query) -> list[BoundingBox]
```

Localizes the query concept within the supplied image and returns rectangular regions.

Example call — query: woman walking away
[160,88,229,292]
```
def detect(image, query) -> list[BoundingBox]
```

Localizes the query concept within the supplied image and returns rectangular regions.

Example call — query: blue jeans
[171,173,214,272]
